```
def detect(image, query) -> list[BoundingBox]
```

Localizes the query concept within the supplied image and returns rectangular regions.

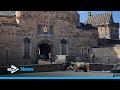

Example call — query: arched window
[61,39,67,55]
[81,47,84,54]
[23,37,30,59]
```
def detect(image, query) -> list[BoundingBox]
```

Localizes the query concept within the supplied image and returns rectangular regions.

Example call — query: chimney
[88,11,92,17]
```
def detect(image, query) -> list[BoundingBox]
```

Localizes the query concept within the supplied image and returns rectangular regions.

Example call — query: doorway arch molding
[36,39,57,61]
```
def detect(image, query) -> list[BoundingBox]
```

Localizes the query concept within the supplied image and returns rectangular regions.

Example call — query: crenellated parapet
[15,11,79,25]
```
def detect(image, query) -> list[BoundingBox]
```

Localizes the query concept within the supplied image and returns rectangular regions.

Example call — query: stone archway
[36,40,57,62]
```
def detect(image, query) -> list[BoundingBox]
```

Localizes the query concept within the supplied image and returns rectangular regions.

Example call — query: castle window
[101,28,102,31]
[84,47,87,54]
[23,37,30,59]
[61,39,67,55]
[81,47,84,54]
[37,24,42,34]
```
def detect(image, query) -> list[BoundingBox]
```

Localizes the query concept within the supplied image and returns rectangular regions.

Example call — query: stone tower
[85,11,119,39]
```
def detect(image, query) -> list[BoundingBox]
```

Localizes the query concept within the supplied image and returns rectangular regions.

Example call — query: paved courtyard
[4,70,112,76]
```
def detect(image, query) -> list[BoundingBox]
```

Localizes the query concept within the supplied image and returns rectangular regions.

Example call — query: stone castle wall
[2,11,118,67]
[92,46,120,64]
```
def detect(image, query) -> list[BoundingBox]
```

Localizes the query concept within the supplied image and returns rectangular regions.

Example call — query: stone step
[38,60,56,65]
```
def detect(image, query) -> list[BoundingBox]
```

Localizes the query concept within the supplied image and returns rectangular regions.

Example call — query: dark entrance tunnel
[37,43,51,60]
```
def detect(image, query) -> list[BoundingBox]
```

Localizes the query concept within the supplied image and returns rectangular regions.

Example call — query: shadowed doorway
[37,43,51,61]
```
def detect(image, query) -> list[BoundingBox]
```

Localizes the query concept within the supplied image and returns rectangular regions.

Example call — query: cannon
[72,62,90,72]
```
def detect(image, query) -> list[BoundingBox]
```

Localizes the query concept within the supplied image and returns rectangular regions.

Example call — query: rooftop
[84,12,114,26]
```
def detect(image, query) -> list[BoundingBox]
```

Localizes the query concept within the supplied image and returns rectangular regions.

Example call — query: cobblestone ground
[4,70,112,76]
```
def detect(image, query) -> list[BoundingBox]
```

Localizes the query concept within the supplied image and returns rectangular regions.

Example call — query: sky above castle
[78,11,120,38]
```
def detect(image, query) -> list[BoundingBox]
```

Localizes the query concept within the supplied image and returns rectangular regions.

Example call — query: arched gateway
[36,40,57,62]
